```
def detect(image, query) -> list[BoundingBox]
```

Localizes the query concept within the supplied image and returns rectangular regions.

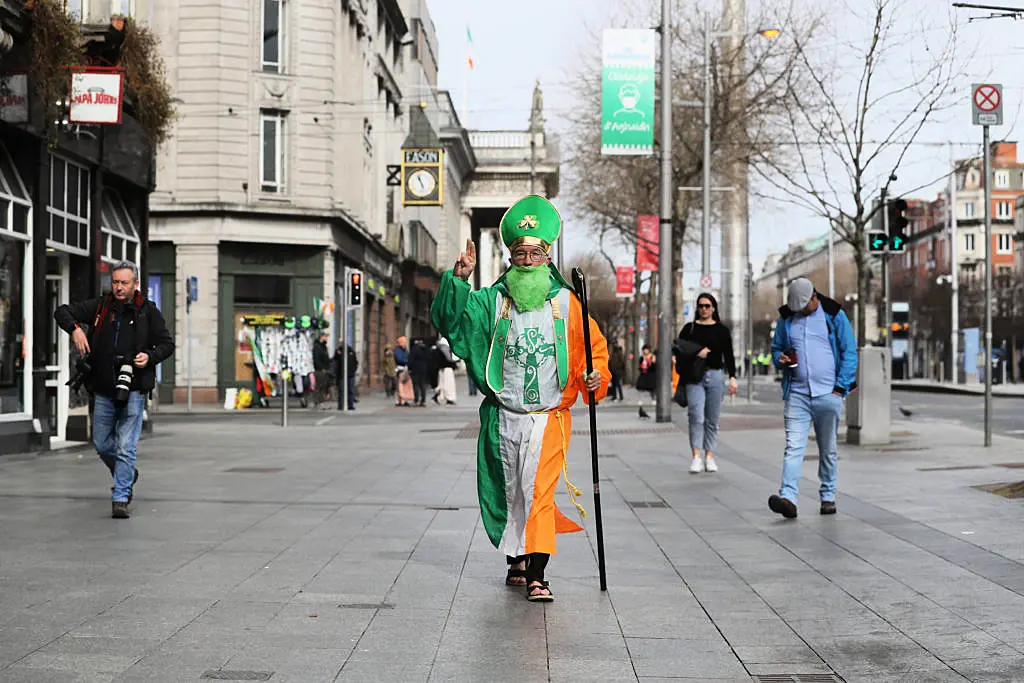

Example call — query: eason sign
[601,29,655,155]
[69,69,124,124]
[972,83,1002,127]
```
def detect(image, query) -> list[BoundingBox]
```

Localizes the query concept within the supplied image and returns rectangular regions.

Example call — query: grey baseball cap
[787,277,814,312]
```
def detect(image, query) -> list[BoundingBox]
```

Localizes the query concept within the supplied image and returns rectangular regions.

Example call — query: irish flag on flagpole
[466,26,474,70]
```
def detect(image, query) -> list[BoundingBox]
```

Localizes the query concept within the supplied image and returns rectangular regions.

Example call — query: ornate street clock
[401,148,444,206]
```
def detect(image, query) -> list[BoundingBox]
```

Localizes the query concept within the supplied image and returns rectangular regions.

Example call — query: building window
[968,169,980,186]
[262,0,284,73]
[0,236,27,414]
[997,233,1013,254]
[47,156,90,256]
[995,170,1010,189]
[996,201,1013,220]
[234,275,290,305]
[960,201,975,219]
[964,233,976,251]
[259,110,286,193]
[100,188,140,266]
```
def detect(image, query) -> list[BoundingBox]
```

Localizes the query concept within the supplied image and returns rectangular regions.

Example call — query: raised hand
[454,239,476,281]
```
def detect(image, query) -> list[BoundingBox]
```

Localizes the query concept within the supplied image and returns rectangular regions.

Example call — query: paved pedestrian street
[2,400,1024,682]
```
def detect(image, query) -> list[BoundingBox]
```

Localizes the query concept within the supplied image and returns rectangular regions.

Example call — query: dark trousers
[610,372,624,400]
[337,377,356,409]
[412,373,430,405]
[506,553,549,583]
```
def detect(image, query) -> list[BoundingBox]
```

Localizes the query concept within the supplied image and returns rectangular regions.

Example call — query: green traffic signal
[890,234,905,252]
[869,232,888,252]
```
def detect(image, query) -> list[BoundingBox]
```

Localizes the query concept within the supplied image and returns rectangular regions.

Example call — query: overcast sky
[426,0,1024,288]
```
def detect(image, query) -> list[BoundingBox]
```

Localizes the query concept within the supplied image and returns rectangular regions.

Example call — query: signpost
[185,276,198,412]
[341,268,364,413]
[972,83,1001,447]
[699,274,712,289]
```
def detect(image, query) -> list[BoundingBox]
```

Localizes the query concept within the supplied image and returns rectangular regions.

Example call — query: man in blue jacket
[768,277,858,519]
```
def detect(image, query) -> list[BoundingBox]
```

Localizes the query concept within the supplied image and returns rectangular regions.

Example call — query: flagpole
[462,26,473,126]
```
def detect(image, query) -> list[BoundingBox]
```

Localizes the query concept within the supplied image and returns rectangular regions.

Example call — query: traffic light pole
[983,125,993,447]
[882,191,891,355]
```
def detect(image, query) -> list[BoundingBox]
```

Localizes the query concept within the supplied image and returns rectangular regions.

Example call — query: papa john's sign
[69,69,124,125]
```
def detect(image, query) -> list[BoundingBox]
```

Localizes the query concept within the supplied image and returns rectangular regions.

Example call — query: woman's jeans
[685,369,725,452]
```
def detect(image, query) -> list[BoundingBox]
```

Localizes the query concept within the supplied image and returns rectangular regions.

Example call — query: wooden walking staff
[571,267,608,591]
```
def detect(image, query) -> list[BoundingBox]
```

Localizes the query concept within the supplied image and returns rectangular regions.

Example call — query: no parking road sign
[972,83,1003,126]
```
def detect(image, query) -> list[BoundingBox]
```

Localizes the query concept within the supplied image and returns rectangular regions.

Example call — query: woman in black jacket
[677,293,737,474]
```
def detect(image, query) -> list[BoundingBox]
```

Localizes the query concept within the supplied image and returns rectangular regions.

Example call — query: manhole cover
[917,465,987,472]
[223,467,284,474]
[339,602,394,610]
[627,500,669,509]
[973,481,1024,499]
[201,671,273,681]
[752,676,844,683]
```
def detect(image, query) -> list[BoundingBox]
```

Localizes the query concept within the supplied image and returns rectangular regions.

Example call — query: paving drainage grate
[419,427,462,433]
[425,506,460,511]
[223,467,284,474]
[201,671,274,681]
[627,500,669,509]
[339,602,394,610]
[598,453,617,459]
[995,462,1024,469]
[751,676,844,683]
[917,465,988,472]
[974,481,1024,499]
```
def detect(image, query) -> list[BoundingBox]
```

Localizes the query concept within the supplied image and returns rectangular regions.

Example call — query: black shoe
[820,501,837,515]
[127,469,140,504]
[768,495,798,519]
[111,501,130,519]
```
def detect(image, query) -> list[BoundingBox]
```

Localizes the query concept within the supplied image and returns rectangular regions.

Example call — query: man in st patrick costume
[431,195,610,602]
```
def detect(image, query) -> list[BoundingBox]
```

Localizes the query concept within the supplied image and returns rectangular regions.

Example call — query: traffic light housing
[887,199,908,252]
[869,232,888,253]
[348,270,363,307]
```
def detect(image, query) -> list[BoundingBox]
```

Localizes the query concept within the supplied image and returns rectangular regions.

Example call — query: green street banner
[601,29,656,156]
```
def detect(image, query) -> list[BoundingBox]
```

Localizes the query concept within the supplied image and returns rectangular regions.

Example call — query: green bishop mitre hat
[499,195,562,253]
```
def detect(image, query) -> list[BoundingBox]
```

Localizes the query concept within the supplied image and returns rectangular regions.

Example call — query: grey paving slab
[4,402,1024,681]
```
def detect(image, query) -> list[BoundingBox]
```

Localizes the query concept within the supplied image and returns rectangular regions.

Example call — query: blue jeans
[93,392,146,502]
[780,392,843,504]
[685,369,725,452]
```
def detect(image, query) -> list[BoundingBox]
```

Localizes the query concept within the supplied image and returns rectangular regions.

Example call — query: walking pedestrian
[430,195,609,602]
[312,332,332,408]
[381,345,397,397]
[676,293,737,474]
[53,261,175,519]
[408,338,432,406]
[609,343,626,401]
[434,337,459,405]
[394,336,414,407]
[768,278,858,519]
[636,345,657,417]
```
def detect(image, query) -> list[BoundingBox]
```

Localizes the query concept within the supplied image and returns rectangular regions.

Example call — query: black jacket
[313,340,332,372]
[54,292,174,396]
[408,341,431,377]
[332,346,358,380]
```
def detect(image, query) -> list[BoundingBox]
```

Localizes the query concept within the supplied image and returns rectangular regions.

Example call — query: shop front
[361,244,399,389]
[0,141,32,451]
[218,242,325,401]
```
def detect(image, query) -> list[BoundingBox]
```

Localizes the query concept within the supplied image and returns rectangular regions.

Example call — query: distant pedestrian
[381,345,397,397]
[408,338,432,407]
[394,336,413,407]
[433,337,459,405]
[333,343,358,410]
[677,293,737,474]
[313,332,332,408]
[636,345,657,417]
[768,278,858,519]
[609,343,626,401]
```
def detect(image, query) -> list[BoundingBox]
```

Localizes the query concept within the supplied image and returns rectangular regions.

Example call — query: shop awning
[101,189,140,265]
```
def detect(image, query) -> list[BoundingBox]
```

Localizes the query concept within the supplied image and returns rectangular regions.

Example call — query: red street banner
[636,215,659,272]
[615,266,636,298]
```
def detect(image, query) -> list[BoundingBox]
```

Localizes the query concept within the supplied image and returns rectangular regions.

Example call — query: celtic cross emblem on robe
[505,327,556,404]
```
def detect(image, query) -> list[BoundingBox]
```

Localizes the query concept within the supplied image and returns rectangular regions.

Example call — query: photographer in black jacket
[54,262,175,519]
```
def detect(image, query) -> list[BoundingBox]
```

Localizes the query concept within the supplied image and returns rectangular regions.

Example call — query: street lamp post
[656,0,675,422]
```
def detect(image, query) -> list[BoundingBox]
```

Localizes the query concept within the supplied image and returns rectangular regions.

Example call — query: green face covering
[506,265,551,312]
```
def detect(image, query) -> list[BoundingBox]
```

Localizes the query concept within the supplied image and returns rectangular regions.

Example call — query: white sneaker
[689,457,704,474]
[704,455,718,473]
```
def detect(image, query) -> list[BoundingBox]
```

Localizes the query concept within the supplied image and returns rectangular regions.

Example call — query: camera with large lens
[114,355,135,402]
[67,353,92,392]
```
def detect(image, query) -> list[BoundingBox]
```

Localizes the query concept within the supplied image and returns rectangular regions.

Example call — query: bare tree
[750,0,968,345]
[566,251,624,339]
[563,0,824,323]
